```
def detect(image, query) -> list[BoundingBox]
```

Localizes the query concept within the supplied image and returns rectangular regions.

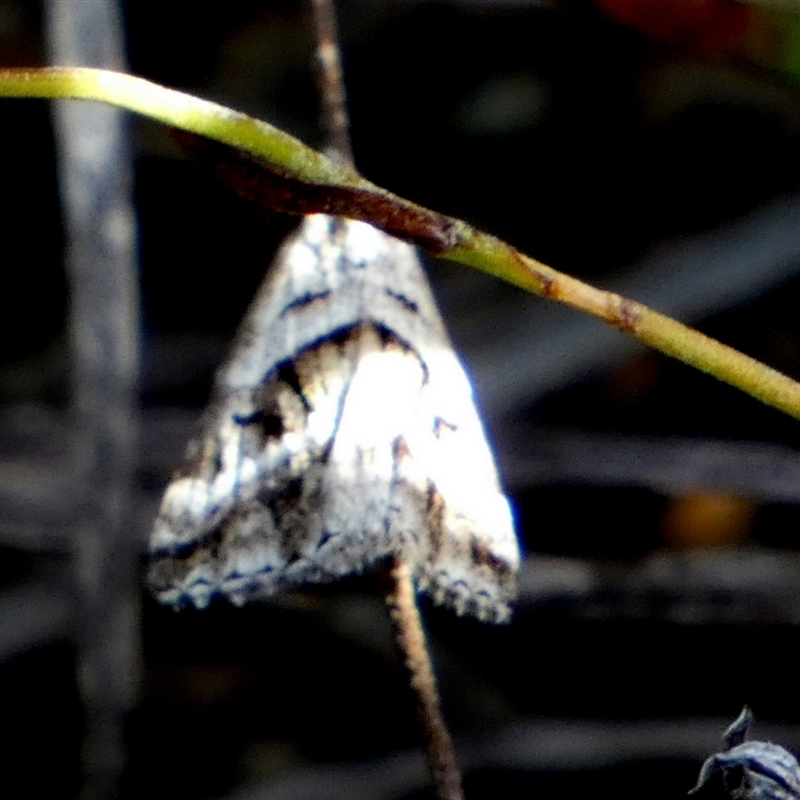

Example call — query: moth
[148,211,519,623]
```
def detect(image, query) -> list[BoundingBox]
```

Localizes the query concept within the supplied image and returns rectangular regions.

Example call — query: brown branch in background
[385,558,465,800]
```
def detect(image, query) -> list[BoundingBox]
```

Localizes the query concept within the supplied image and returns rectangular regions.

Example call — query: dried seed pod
[690,707,800,800]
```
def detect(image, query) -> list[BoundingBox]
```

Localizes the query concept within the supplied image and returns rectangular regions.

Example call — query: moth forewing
[149,214,519,622]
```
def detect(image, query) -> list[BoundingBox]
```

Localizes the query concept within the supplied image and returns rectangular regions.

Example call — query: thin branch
[0,68,799,421]
[518,552,800,625]
[43,8,141,799]
[223,718,800,800]
[306,4,464,797]
[0,67,360,184]
[309,0,353,164]
[385,558,464,800]
[463,190,800,418]
[501,425,800,502]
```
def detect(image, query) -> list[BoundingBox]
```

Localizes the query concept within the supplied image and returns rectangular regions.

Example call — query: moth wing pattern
[149,214,519,622]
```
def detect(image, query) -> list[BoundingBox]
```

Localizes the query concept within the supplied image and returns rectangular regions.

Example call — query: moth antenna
[309,0,354,166]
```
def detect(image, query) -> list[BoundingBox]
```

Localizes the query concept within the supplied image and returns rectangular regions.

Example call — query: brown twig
[309,0,353,166]
[306,3,467,795]
[385,558,465,800]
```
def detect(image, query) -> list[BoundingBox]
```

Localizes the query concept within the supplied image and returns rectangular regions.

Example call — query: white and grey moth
[149,214,519,622]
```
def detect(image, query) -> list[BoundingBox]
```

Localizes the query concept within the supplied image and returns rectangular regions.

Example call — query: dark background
[1,1,800,798]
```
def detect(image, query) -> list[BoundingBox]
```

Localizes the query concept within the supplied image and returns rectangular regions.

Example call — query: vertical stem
[307,5,463,796]
[44,2,141,798]
[309,0,354,165]
[386,558,465,800]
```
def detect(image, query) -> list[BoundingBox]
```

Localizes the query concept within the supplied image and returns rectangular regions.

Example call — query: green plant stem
[0,67,357,185]
[449,226,800,420]
[1,66,799,420]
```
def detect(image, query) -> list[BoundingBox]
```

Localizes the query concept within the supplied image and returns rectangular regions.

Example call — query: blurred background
[2,0,800,798]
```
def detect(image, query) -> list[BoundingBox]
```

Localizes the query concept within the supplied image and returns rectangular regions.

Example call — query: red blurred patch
[595,0,751,54]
